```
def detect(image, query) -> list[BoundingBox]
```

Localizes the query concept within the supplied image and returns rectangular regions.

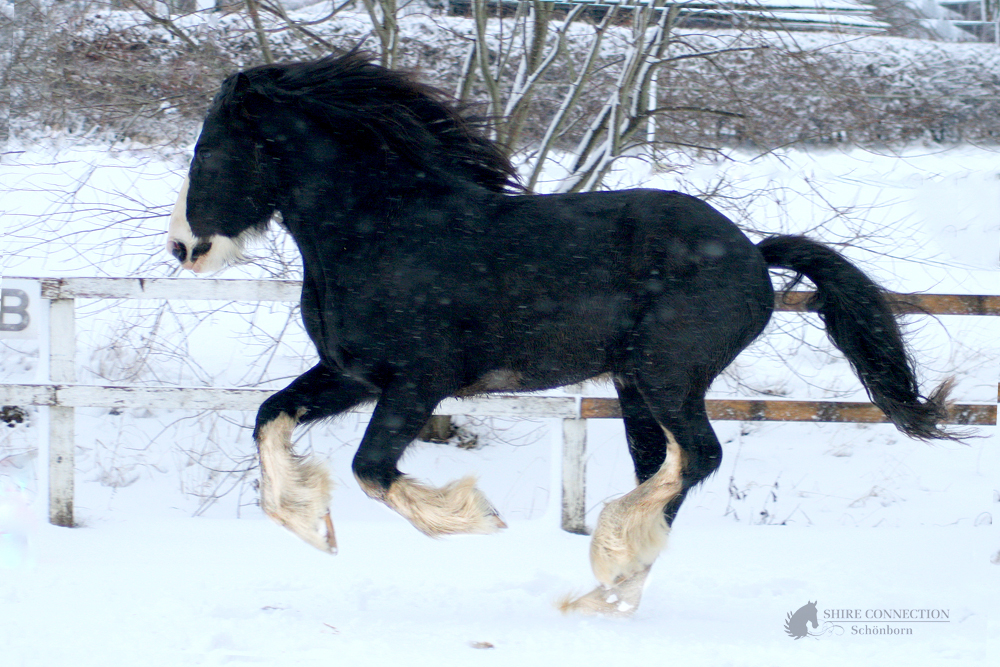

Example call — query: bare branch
[245,0,275,64]
[123,0,198,50]
[258,1,337,53]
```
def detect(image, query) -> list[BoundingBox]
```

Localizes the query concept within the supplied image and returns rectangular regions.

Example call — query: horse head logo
[784,601,819,640]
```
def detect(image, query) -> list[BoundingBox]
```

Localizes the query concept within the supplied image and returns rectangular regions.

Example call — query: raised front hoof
[360,474,507,537]
[267,508,339,555]
[558,565,652,619]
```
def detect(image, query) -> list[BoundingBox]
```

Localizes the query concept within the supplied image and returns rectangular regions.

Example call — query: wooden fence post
[561,417,587,534]
[48,297,76,527]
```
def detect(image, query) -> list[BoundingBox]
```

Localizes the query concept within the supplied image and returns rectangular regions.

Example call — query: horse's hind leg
[589,379,681,586]
[562,377,719,617]
[254,364,376,553]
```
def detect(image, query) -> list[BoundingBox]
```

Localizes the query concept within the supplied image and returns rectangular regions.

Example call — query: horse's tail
[758,235,956,441]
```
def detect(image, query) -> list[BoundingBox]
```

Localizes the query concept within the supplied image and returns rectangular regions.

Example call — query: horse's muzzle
[168,238,214,268]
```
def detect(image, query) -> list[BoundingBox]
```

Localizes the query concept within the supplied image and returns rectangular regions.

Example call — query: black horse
[167,52,953,616]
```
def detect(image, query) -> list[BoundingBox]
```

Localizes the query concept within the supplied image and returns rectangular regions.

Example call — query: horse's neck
[276,158,484,241]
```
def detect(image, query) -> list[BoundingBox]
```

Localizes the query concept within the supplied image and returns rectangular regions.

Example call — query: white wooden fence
[0,277,996,534]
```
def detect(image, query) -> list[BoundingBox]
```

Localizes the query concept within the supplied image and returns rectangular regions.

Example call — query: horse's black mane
[221,51,523,194]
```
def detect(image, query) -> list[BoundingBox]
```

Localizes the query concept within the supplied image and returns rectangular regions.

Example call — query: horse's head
[805,601,819,627]
[168,72,279,273]
[168,53,523,272]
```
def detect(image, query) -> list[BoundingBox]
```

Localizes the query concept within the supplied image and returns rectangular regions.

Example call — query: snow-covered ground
[1,135,998,664]
[1,513,995,666]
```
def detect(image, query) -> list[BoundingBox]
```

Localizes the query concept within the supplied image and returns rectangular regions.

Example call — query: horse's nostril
[170,240,187,264]
[191,241,213,261]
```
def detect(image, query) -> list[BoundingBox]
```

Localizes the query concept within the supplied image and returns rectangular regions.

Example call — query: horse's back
[493,187,770,301]
[497,188,756,252]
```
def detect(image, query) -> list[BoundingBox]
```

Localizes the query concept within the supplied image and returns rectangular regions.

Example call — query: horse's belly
[456,366,604,397]
[455,369,527,396]
[457,325,615,396]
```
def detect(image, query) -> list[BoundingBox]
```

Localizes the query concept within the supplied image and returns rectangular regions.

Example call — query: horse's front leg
[254,364,377,553]
[351,378,506,537]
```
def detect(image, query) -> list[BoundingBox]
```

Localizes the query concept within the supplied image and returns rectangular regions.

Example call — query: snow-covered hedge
[6,4,1000,150]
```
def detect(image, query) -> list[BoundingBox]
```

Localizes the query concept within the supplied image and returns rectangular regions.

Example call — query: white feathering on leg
[560,429,685,617]
[356,474,506,537]
[257,412,337,553]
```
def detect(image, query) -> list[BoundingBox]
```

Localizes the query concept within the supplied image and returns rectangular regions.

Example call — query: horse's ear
[227,73,269,120]
[233,72,253,97]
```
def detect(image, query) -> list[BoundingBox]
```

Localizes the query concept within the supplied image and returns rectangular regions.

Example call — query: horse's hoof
[269,508,338,555]
[323,512,338,554]
[489,508,508,531]
[557,565,652,618]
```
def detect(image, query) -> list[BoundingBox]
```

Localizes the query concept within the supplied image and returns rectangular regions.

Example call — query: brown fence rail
[774,291,1000,316]
[582,397,996,425]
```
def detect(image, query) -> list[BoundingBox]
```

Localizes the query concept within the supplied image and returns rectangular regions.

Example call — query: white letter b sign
[0,279,40,340]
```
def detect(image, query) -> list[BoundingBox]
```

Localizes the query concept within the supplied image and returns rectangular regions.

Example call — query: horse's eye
[199,150,212,160]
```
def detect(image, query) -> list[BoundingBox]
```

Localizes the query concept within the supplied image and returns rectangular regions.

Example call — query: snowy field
[1,135,998,665]
[2,422,998,665]
[1,509,995,666]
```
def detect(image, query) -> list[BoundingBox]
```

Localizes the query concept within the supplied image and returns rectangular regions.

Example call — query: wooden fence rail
[31,276,1000,314]
[1,277,996,534]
